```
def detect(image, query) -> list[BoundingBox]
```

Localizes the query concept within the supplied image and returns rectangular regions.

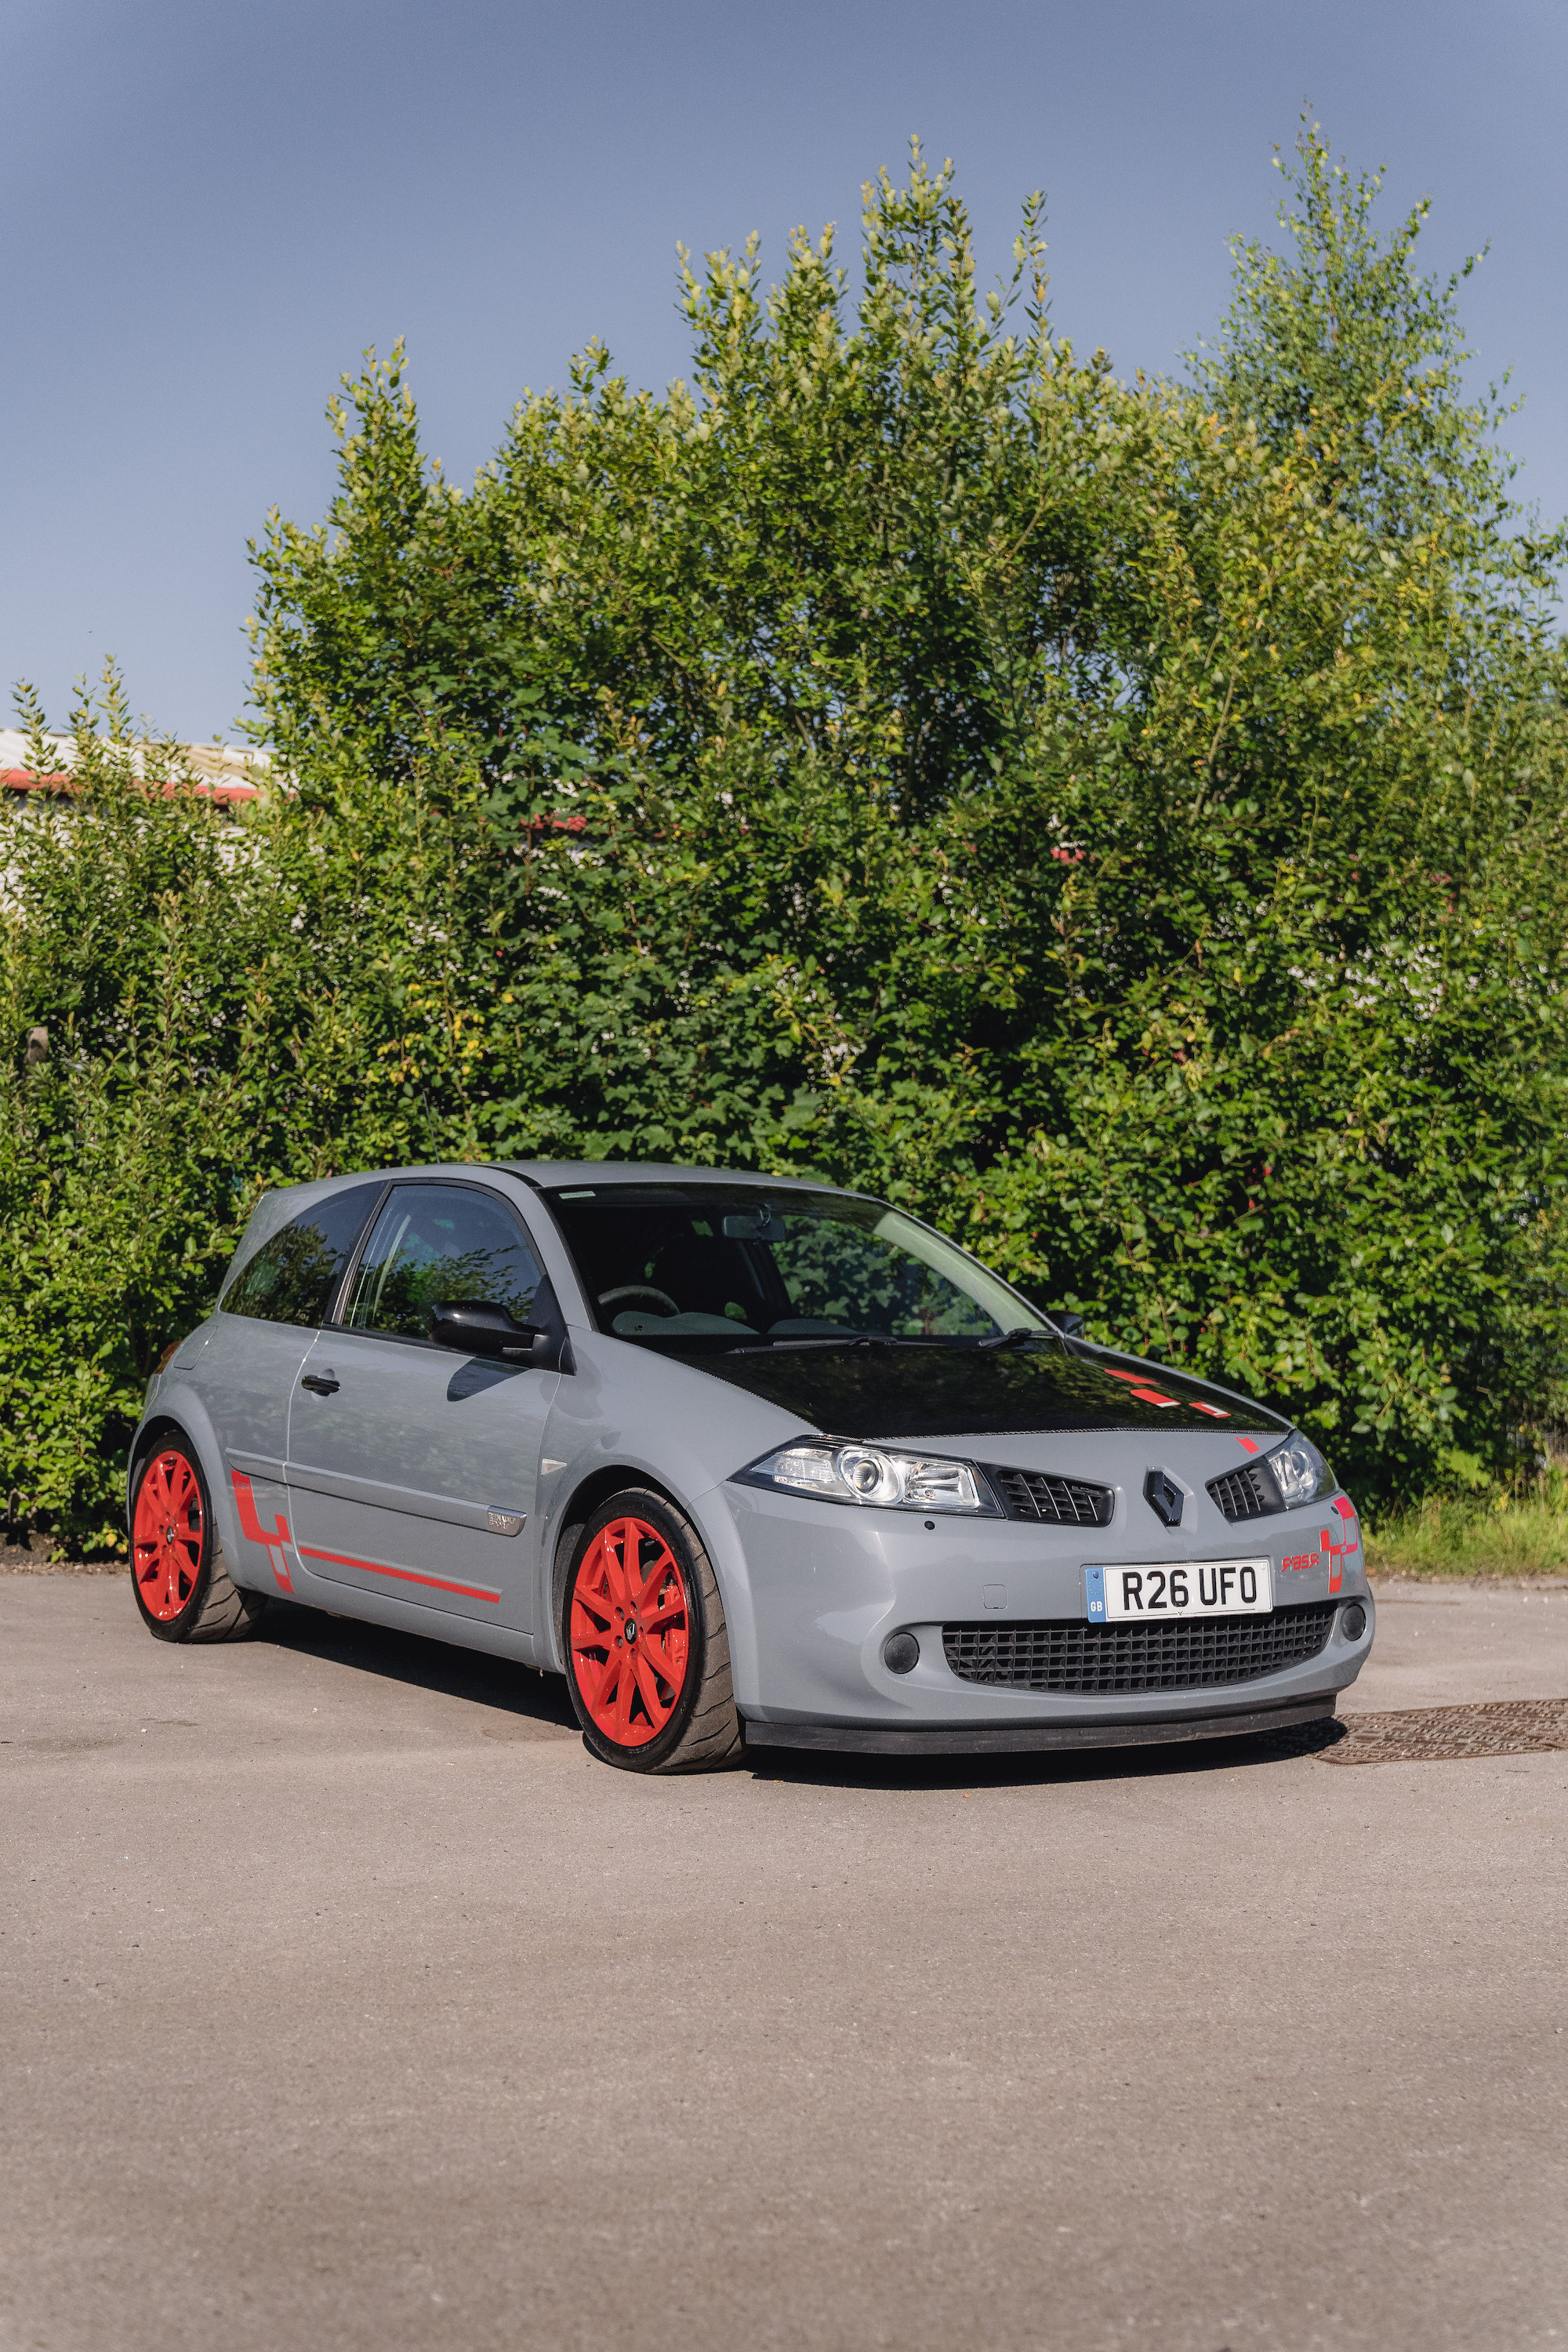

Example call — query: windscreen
[542,1184,1047,1345]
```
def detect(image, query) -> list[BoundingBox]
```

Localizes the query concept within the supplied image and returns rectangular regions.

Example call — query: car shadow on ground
[255,1599,1343,1785]
[257,1599,582,1735]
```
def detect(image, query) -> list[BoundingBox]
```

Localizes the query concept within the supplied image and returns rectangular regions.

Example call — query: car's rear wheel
[561,1488,742,1773]
[130,1432,267,1643]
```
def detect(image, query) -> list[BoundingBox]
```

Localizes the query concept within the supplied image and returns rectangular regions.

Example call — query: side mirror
[430,1299,548,1363]
[1016,1289,1085,1341]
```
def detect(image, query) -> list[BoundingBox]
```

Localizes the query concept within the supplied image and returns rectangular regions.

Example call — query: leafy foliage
[6,125,1567,1545]
[0,681,492,1546]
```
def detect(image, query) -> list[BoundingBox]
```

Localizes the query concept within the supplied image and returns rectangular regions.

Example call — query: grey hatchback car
[129,1160,1374,1771]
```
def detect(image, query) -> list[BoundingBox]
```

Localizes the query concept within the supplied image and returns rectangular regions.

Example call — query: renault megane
[129,1161,1373,1770]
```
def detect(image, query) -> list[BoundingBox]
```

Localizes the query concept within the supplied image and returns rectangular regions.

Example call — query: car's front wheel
[561,1488,742,1772]
[129,1430,267,1643]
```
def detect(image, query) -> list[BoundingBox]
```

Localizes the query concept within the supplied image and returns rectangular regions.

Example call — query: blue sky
[3,0,1564,742]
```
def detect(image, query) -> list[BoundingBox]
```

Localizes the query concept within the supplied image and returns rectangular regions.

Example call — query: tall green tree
[252,129,1568,1494]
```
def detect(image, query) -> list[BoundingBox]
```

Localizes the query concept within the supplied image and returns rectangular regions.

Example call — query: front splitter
[741,1692,1335,1757]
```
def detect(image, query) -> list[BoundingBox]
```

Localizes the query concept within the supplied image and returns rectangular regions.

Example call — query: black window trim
[323,1173,563,1352]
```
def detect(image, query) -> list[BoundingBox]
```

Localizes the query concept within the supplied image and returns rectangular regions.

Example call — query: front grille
[986,1465,1114,1528]
[942,1601,1336,1693]
[1207,1462,1282,1523]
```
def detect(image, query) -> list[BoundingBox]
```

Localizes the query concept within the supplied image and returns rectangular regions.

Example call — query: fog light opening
[882,1631,920,1675]
[1341,1602,1367,1642]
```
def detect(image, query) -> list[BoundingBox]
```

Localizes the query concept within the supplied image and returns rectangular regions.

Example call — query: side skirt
[282,1555,541,1667]
[741,1693,1335,1757]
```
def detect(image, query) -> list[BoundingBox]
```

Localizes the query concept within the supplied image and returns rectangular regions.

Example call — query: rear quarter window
[221,1182,384,1328]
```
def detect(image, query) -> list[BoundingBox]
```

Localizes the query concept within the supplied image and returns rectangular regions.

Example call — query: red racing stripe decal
[1100,1367,1231,1418]
[296,1546,501,1605]
[231,1471,294,1592]
[234,1471,289,1547]
[1102,1368,1178,1406]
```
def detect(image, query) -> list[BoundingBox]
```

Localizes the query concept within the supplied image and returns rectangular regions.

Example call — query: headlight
[1265,1432,1334,1507]
[733,1439,1001,1515]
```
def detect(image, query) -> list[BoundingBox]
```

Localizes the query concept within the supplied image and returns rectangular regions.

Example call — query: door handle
[300,1372,340,1396]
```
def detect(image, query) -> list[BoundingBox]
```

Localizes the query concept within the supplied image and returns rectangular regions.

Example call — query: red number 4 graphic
[232,1472,294,1593]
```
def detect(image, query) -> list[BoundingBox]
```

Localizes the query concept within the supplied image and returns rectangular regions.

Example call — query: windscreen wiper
[728,1334,934,1355]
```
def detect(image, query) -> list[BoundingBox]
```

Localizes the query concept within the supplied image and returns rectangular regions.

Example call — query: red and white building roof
[0,728,267,805]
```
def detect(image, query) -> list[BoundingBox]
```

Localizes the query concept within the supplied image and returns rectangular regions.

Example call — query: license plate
[1087,1559,1273,1623]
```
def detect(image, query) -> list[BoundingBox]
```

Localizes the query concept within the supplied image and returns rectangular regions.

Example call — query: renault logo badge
[1144,1468,1185,1528]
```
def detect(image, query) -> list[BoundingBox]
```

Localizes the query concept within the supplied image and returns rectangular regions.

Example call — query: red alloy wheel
[132,1446,205,1622]
[568,1515,692,1748]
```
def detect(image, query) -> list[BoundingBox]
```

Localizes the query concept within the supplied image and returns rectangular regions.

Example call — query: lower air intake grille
[1207,1463,1282,1523]
[942,1602,1336,1694]
[986,1466,1114,1528]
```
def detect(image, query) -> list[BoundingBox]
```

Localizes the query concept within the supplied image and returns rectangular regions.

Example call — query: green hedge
[5,128,1567,1549]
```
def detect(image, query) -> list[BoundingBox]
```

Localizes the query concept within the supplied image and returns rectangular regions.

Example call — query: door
[285,1180,561,1630]
[202,1179,388,1597]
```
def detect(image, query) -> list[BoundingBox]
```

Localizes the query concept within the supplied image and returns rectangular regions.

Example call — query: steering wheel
[598,1283,680,1318]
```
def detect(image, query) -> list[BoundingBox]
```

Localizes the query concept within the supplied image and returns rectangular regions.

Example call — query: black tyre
[560,1487,742,1773]
[129,1429,267,1644]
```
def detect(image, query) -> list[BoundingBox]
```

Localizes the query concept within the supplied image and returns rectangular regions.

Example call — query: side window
[345,1184,546,1341]
[221,1182,385,1328]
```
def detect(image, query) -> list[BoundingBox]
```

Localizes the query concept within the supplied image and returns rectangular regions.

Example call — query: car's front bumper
[707,1474,1373,1744]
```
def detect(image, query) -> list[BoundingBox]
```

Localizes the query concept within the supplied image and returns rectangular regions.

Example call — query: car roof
[249,1160,879,1215]
[496,1160,869,1198]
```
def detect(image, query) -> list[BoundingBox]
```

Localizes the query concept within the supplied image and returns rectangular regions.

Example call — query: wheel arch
[126,1394,256,1592]
[131,1409,195,1463]
[543,1462,708,1673]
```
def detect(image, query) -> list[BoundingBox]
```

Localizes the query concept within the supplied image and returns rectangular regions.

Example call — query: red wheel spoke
[631,1542,677,1616]
[641,1585,685,1635]
[619,1526,648,1607]
[641,1628,685,1693]
[572,1580,614,1633]
[604,1522,639,1610]
[630,1650,671,1726]
[612,1646,636,1741]
[583,1646,622,1719]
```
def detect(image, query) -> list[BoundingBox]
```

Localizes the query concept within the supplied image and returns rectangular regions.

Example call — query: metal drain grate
[1319,1698,1568,1766]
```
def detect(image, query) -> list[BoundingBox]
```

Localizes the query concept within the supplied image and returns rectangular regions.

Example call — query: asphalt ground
[3,1575,1566,2352]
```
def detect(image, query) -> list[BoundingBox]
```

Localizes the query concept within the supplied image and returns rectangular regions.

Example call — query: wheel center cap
[165,1525,176,1544]
[625,1620,639,1642]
